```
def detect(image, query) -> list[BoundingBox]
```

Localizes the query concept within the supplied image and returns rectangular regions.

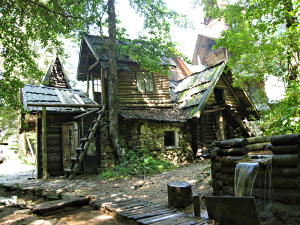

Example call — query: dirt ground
[0,159,212,225]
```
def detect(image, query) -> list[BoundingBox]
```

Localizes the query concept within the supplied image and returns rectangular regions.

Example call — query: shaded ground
[1,160,211,206]
[0,156,212,224]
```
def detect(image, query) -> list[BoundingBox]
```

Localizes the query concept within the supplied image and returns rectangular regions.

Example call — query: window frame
[136,71,154,92]
[164,130,178,147]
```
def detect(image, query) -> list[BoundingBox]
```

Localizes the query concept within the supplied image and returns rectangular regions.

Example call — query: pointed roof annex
[42,57,71,88]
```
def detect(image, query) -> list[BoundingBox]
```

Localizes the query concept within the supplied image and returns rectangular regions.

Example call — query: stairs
[64,107,105,179]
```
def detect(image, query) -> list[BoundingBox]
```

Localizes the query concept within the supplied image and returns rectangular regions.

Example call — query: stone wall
[119,119,193,164]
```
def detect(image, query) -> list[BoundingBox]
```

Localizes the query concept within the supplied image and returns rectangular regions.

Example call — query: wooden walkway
[90,195,209,225]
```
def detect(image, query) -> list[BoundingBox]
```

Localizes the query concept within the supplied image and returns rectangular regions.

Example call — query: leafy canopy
[200,0,300,135]
[0,0,187,110]
[0,0,106,108]
[200,0,299,85]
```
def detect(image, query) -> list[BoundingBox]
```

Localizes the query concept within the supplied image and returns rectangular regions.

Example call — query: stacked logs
[210,133,300,204]
[211,136,271,196]
[268,134,300,203]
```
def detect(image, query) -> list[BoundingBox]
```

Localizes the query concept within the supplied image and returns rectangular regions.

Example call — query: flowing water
[234,156,273,219]
[234,162,260,197]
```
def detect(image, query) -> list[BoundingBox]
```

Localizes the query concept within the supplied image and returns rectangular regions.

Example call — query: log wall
[210,134,300,204]
[37,113,81,178]
[118,64,174,108]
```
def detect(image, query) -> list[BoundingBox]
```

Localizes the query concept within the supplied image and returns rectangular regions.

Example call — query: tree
[200,0,300,134]
[0,0,104,109]
[106,0,187,161]
[1,0,187,160]
[201,0,299,84]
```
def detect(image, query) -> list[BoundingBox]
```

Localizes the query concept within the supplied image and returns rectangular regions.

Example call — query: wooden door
[47,125,63,176]
[61,122,78,170]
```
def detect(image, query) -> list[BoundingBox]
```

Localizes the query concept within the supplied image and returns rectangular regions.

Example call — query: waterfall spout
[234,162,260,197]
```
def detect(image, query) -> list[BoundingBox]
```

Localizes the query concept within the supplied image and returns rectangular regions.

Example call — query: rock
[130,180,145,190]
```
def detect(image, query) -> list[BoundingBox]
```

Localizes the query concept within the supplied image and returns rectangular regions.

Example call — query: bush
[260,82,300,135]
[99,148,176,179]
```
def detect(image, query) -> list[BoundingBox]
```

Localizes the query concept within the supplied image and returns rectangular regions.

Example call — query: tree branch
[24,0,83,20]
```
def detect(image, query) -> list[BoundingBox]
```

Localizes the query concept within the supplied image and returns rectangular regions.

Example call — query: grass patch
[99,149,176,179]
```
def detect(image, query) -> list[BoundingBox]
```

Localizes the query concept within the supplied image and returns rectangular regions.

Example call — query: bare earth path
[2,160,212,205]
[0,159,212,224]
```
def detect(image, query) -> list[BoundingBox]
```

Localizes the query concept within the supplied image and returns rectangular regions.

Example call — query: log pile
[210,133,300,204]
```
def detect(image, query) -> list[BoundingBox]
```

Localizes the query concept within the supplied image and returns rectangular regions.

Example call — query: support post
[42,106,48,179]
[193,194,201,218]
[86,74,90,97]
[101,67,106,105]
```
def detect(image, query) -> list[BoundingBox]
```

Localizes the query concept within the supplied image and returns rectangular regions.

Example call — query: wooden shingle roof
[174,62,226,118]
[22,85,96,112]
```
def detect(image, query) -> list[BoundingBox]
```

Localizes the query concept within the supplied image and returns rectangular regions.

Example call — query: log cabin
[21,57,100,178]
[72,34,259,176]
[20,35,259,178]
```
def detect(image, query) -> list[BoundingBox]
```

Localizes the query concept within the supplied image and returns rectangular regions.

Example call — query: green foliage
[200,0,300,84]
[199,0,300,134]
[99,148,176,179]
[260,82,300,135]
[0,0,105,108]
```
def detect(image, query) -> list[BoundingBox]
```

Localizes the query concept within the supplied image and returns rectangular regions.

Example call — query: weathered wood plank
[126,209,175,220]
[120,205,166,216]
[31,197,90,215]
[137,213,185,224]
[152,216,195,225]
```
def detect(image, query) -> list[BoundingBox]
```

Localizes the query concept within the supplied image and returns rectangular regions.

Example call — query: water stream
[234,155,273,219]
[234,162,260,197]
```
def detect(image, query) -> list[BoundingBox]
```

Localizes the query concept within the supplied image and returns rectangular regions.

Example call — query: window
[164,131,176,147]
[136,72,154,92]
[214,88,225,104]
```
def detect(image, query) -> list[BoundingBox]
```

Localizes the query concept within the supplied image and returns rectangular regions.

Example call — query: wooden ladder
[64,106,105,179]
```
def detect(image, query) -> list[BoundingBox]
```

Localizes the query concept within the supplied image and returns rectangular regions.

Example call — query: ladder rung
[80,137,88,142]
[76,147,83,152]
[64,168,72,173]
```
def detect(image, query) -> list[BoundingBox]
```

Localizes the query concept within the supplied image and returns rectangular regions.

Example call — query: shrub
[99,148,176,179]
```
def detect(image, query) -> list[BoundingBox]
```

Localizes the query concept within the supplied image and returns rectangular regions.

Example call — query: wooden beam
[91,74,95,100]
[42,107,48,179]
[73,109,99,120]
[86,73,90,96]
[27,103,101,108]
[36,113,42,179]
[101,67,106,105]
[88,61,99,71]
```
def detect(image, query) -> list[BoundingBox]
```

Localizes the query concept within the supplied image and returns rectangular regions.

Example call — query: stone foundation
[119,119,193,164]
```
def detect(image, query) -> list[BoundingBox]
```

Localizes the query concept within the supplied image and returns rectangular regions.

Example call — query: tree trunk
[107,0,122,161]
[283,0,299,82]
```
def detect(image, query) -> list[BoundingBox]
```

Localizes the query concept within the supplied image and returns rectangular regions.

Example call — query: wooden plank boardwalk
[90,195,209,225]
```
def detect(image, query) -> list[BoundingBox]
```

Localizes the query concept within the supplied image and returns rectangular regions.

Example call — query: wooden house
[21,57,100,178]
[73,34,258,172]
[20,35,259,178]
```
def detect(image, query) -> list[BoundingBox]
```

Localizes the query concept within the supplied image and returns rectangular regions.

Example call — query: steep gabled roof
[42,57,71,88]
[174,62,226,118]
[77,34,178,81]
[22,85,96,112]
